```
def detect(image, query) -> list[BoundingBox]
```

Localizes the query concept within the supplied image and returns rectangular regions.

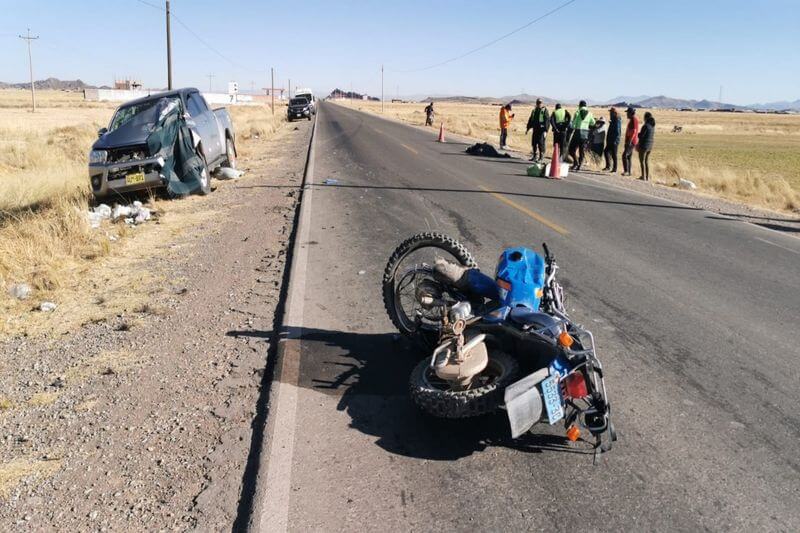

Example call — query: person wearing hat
[622,106,640,176]
[526,98,550,162]
[549,103,571,162]
[603,107,622,173]
[568,100,595,171]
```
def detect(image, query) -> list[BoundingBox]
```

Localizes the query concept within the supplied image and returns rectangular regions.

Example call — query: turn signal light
[564,372,588,399]
[566,425,581,442]
[558,331,574,348]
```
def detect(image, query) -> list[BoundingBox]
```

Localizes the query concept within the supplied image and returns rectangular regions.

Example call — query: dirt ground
[0,119,312,530]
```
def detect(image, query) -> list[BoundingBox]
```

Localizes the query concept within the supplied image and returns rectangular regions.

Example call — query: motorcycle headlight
[89,149,107,164]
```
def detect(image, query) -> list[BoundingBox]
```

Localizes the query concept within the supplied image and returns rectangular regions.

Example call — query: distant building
[114,78,142,91]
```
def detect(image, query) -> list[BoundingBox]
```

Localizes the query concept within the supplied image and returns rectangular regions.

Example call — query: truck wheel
[222,137,237,169]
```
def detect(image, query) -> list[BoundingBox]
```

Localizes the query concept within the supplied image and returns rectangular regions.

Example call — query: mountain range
[2,78,797,111]
[0,77,103,91]
[422,93,799,112]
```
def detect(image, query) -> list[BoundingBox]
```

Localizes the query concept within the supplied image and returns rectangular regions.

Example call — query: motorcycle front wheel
[409,351,519,418]
[382,232,476,348]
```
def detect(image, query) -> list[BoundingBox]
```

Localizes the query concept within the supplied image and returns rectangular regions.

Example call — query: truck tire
[409,351,518,418]
[222,136,237,169]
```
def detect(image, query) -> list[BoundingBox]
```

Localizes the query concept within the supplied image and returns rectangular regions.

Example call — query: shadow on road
[228,327,595,461]
[705,215,800,233]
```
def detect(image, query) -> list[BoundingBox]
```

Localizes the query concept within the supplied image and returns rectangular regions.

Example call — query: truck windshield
[290,98,309,106]
[109,97,181,132]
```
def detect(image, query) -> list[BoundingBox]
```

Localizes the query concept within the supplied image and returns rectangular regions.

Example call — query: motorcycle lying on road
[382,233,616,452]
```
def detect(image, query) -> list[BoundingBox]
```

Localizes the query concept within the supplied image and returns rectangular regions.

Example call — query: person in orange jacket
[499,103,515,149]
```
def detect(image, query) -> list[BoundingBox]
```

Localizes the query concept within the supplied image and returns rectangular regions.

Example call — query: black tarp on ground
[465,142,511,158]
[145,99,208,197]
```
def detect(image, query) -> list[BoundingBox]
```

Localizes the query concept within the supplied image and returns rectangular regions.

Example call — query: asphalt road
[260,102,800,532]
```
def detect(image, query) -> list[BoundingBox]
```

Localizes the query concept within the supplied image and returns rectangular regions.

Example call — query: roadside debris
[323,178,340,185]
[8,283,32,300]
[87,201,153,228]
[39,301,58,312]
[465,142,511,158]
[679,178,698,190]
[215,167,245,180]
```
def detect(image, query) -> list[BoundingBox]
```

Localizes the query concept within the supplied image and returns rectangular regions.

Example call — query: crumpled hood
[92,120,153,150]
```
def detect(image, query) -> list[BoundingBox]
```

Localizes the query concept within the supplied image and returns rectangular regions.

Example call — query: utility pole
[207,74,215,93]
[270,67,275,115]
[381,64,384,113]
[288,78,291,99]
[166,0,173,90]
[18,28,39,112]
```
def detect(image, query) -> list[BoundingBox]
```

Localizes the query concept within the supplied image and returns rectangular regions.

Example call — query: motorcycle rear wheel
[382,232,476,348]
[409,351,518,418]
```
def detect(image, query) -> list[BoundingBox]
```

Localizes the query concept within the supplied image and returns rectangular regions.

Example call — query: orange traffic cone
[437,123,446,142]
[548,143,561,179]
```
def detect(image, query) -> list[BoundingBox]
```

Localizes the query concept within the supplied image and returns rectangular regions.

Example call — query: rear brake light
[563,372,588,399]
[496,278,511,291]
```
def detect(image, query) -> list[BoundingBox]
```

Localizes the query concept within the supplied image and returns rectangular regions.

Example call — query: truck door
[186,92,220,160]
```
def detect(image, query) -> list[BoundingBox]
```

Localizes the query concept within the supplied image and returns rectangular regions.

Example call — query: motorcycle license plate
[541,375,564,424]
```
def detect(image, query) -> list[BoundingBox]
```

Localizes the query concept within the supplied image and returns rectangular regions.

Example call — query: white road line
[754,237,800,256]
[251,114,319,533]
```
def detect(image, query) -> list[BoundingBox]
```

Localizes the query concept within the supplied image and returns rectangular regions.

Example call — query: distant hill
[328,88,379,101]
[0,77,95,91]
[500,93,559,105]
[421,95,503,105]
[748,99,800,111]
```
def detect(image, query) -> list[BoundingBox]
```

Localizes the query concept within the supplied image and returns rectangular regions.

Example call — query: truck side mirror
[97,127,108,137]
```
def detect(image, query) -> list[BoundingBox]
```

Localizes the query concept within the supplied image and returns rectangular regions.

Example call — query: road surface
[254,102,800,532]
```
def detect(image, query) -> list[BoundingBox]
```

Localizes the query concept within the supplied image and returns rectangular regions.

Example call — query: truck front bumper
[89,156,167,198]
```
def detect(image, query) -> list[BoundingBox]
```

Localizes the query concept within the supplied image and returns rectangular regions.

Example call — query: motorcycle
[382,232,616,452]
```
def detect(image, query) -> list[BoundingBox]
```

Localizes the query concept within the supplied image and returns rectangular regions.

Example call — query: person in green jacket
[568,100,595,171]
[526,98,549,162]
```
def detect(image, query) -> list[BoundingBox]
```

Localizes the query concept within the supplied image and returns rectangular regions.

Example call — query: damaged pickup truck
[89,88,237,199]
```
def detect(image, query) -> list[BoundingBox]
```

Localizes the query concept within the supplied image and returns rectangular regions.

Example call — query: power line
[132,0,254,72]
[393,0,578,73]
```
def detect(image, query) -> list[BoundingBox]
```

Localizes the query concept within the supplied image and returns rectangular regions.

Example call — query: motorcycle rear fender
[504,367,549,438]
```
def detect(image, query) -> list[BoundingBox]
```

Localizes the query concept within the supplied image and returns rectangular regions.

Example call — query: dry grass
[27,391,60,407]
[342,100,800,213]
[0,458,62,499]
[0,90,288,339]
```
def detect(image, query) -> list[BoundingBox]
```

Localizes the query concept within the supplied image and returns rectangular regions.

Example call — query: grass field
[0,89,288,337]
[341,100,800,213]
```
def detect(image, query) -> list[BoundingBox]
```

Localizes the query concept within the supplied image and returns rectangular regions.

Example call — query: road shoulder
[0,120,312,530]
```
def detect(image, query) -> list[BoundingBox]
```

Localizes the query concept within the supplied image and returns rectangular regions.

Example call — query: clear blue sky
[1,0,798,104]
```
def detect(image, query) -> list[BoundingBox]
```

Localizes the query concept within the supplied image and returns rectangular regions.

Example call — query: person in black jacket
[526,98,549,161]
[549,103,571,162]
[637,112,656,181]
[603,107,622,172]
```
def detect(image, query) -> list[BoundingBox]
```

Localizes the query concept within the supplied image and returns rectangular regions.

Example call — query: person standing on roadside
[424,102,435,126]
[622,107,639,176]
[637,111,656,181]
[568,100,595,171]
[603,107,622,172]
[526,98,550,161]
[499,103,515,149]
[550,103,571,161]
